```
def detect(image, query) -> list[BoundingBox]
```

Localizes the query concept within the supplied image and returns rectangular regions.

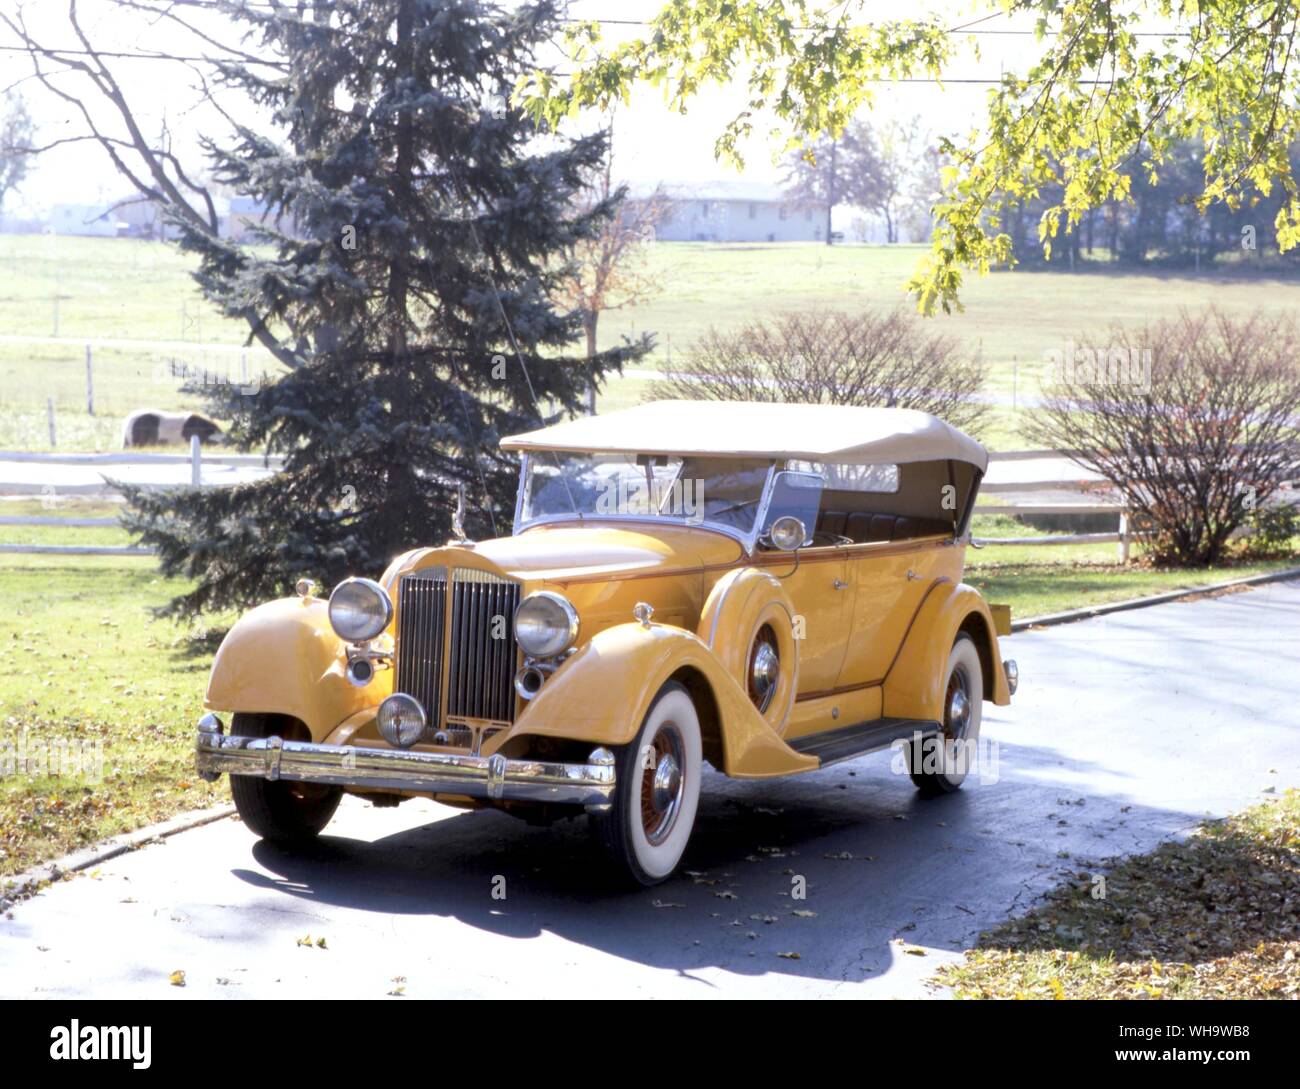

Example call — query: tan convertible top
[501,401,988,473]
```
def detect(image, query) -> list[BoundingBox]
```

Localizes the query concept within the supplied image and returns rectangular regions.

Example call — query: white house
[645,181,827,243]
[48,203,123,237]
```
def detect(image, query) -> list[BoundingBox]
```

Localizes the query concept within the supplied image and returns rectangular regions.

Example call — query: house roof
[628,179,820,205]
[501,401,988,471]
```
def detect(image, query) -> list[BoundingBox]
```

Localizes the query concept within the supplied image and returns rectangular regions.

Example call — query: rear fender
[483,621,817,778]
[882,581,1010,721]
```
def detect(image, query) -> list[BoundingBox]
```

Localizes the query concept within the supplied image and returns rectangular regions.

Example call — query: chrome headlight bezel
[376,692,426,748]
[327,577,393,644]
[513,591,579,659]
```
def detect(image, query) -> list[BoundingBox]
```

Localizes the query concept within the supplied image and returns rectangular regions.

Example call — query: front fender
[882,581,1010,721]
[204,597,389,741]
[484,621,817,778]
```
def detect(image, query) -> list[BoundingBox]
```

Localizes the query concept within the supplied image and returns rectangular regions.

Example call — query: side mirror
[766,515,808,552]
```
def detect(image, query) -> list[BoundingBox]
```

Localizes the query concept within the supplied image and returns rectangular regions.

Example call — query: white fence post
[190,434,201,487]
[46,397,56,447]
[1118,509,1130,565]
[85,345,94,416]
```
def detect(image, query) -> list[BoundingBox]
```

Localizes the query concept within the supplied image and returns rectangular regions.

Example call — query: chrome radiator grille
[395,567,520,734]
[395,567,447,728]
[447,568,520,723]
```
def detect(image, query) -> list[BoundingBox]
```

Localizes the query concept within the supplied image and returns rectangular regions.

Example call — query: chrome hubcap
[748,628,780,713]
[652,752,682,812]
[946,674,971,738]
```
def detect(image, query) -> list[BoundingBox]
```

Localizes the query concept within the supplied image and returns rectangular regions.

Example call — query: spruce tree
[123,0,646,616]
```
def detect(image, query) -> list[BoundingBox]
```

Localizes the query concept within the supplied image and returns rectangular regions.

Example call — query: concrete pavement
[2,579,1297,998]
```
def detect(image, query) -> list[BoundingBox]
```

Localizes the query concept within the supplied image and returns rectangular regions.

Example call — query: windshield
[520,452,773,536]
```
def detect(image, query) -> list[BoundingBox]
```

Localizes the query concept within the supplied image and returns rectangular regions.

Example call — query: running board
[788,717,941,768]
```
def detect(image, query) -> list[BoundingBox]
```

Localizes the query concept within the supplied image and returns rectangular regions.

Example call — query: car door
[752,468,854,698]
[765,546,854,697]
[836,533,951,687]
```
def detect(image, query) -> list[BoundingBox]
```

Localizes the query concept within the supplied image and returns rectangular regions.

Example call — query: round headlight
[514,591,579,659]
[328,577,393,643]
[768,515,808,552]
[377,693,425,748]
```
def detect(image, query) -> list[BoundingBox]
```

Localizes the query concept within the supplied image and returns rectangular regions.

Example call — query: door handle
[833,578,848,591]
[906,569,919,581]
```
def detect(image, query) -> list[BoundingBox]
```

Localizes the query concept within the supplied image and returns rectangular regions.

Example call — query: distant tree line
[1003,140,1300,269]
[784,122,1300,267]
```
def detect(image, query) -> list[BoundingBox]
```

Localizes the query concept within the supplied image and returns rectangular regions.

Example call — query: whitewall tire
[590,681,702,886]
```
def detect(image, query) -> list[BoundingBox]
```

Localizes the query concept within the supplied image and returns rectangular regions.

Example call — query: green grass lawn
[5,234,1300,451]
[0,553,232,879]
[966,556,1298,619]
[965,513,1300,616]
[0,497,130,548]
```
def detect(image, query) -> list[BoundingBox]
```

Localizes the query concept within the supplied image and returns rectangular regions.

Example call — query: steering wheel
[710,497,761,517]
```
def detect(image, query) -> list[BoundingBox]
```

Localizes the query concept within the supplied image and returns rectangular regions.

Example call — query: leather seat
[818,510,847,537]
[816,509,949,543]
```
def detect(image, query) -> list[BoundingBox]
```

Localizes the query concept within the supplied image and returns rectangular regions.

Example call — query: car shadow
[229,736,1222,987]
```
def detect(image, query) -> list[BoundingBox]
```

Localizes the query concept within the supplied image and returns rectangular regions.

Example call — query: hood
[453,521,744,583]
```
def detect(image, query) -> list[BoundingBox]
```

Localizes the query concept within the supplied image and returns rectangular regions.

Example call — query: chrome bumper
[195,715,616,807]
[1003,658,1019,696]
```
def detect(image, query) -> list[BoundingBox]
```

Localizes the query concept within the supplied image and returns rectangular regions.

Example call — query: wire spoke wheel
[639,721,686,845]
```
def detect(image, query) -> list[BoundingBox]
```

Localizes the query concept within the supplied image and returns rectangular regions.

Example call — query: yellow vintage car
[196,401,1018,885]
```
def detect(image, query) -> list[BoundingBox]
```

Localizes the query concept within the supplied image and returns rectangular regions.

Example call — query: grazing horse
[121,409,222,448]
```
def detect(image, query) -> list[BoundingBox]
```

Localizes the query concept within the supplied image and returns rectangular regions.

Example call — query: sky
[0,0,1087,216]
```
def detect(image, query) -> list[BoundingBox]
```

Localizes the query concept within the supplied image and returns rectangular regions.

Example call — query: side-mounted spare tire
[697,567,798,737]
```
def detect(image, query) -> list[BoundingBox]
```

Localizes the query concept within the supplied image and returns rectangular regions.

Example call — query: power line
[0,45,1120,84]
[14,0,1198,41]
[0,0,1202,81]
[556,13,1193,37]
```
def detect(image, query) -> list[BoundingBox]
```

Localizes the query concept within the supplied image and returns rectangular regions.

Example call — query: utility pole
[825,138,837,246]
[85,345,94,416]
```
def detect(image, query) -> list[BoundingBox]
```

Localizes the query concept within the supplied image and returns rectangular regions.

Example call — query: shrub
[1241,503,1300,559]
[646,308,990,435]
[1024,309,1300,567]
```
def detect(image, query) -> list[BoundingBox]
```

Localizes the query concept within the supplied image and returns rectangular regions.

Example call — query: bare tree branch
[649,308,991,436]
[1023,308,1300,566]
[0,0,303,369]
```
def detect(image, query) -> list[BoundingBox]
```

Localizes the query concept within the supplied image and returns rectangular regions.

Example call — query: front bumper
[195,715,616,807]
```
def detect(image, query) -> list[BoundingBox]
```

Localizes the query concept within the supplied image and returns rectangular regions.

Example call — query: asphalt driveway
[3,579,1298,999]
